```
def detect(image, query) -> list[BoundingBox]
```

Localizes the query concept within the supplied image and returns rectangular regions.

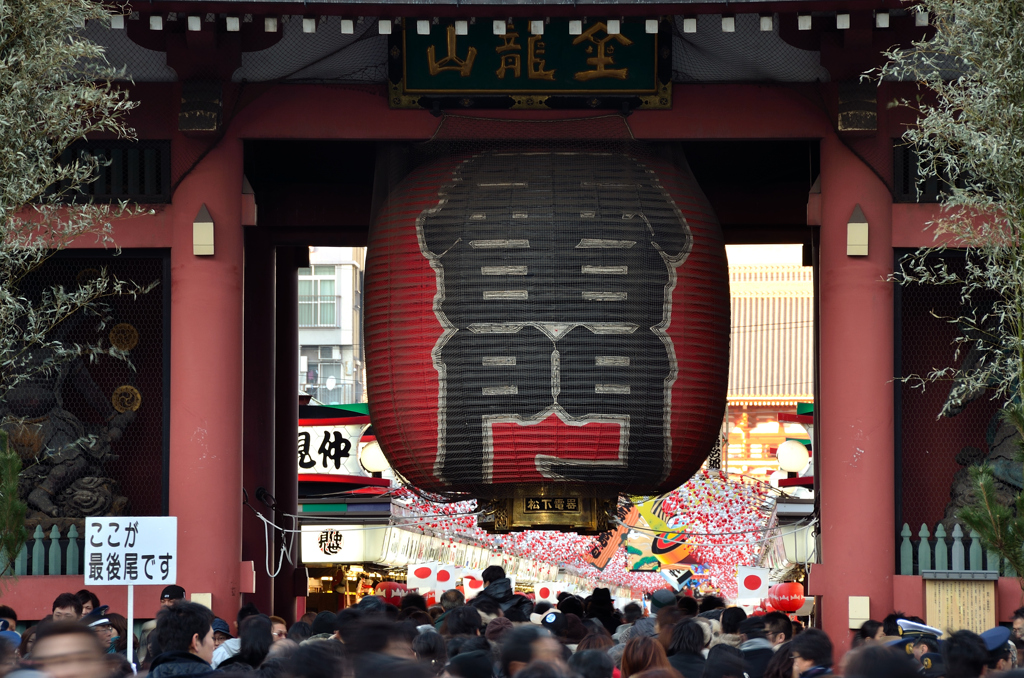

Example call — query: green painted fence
[0,524,83,576]
[899,522,1008,576]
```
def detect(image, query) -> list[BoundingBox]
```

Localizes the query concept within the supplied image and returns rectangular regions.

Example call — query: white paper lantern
[777,440,810,473]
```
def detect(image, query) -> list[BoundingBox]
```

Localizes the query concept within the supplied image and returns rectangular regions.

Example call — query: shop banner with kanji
[585,504,638,571]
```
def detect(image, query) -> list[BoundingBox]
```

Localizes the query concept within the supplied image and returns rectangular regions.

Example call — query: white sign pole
[84,516,176,675]
[127,584,135,669]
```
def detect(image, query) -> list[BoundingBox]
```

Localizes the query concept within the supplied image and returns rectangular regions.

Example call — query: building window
[299,268,337,327]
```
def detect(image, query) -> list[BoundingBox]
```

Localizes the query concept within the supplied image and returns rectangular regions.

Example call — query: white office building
[299,247,365,404]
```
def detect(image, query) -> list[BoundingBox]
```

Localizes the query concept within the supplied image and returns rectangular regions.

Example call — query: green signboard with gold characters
[388,18,672,110]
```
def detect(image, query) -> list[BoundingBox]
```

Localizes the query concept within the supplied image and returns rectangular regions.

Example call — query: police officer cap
[919,652,945,678]
[83,605,110,622]
[897,619,943,639]
[980,626,1012,651]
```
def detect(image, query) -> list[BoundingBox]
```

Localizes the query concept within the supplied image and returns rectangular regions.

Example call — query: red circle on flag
[469,580,482,589]
[539,587,550,598]
[414,567,432,578]
[437,570,451,582]
[743,575,762,591]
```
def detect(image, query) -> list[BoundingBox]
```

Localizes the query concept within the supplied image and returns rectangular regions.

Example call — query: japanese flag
[408,562,438,594]
[534,582,560,603]
[434,564,458,595]
[736,566,770,599]
[462,571,485,600]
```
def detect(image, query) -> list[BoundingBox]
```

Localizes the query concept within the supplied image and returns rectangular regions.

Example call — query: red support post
[168,138,245,624]
[812,133,895,653]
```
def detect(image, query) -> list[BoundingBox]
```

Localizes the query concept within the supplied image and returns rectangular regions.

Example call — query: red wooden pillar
[273,247,301,623]
[814,134,895,652]
[242,227,276,613]
[168,138,244,623]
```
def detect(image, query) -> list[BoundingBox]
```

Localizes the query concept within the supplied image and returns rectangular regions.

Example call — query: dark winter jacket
[149,651,220,678]
[474,578,533,622]
[668,651,706,678]
[739,637,775,678]
[433,609,452,633]
[215,655,255,672]
[588,611,621,635]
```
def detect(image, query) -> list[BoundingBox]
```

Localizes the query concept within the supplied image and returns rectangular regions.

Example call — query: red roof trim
[298,474,390,486]
[298,416,371,426]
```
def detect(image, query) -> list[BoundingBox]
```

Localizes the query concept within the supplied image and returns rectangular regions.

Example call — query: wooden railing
[0,525,84,577]
[899,522,1012,576]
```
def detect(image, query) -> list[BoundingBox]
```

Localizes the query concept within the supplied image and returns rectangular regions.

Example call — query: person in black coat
[738,617,775,678]
[586,589,621,635]
[667,620,707,678]
[472,566,533,622]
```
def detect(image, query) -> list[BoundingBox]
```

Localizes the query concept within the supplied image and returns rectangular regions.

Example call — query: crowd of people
[2,566,1023,678]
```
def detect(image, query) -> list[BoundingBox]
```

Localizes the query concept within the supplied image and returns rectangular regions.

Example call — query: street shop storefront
[299,523,633,612]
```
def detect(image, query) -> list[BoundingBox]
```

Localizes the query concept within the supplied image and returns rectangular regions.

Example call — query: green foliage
[877,0,1024,587]
[0,0,155,570]
[0,0,157,408]
[0,430,27,577]
[878,0,1024,414]
[957,464,1024,580]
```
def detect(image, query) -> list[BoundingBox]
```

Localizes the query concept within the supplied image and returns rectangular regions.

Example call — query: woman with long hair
[763,640,793,678]
[17,626,37,659]
[106,613,137,655]
[219,614,273,670]
[621,636,678,678]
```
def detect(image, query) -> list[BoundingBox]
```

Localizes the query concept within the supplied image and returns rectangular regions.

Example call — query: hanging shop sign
[365,146,730,532]
[297,423,368,477]
[388,18,672,110]
[585,504,638,571]
[300,524,387,564]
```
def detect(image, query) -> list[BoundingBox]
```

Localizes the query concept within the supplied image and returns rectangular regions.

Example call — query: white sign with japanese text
[84,517,177,586]
[297,425,368,476]
[299,524,387,564]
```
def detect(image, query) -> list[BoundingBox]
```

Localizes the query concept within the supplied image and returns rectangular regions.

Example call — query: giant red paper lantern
[768,581,805,613]
[365,146,729,499]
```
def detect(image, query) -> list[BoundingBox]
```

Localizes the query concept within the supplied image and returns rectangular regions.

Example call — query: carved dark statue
[1,312,136,521]
[940,317,1022,529]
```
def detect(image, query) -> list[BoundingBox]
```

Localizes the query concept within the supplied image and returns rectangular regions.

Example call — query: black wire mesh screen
[671,15,829,83]
[897,254,1002,533]
[10,254,167,530]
